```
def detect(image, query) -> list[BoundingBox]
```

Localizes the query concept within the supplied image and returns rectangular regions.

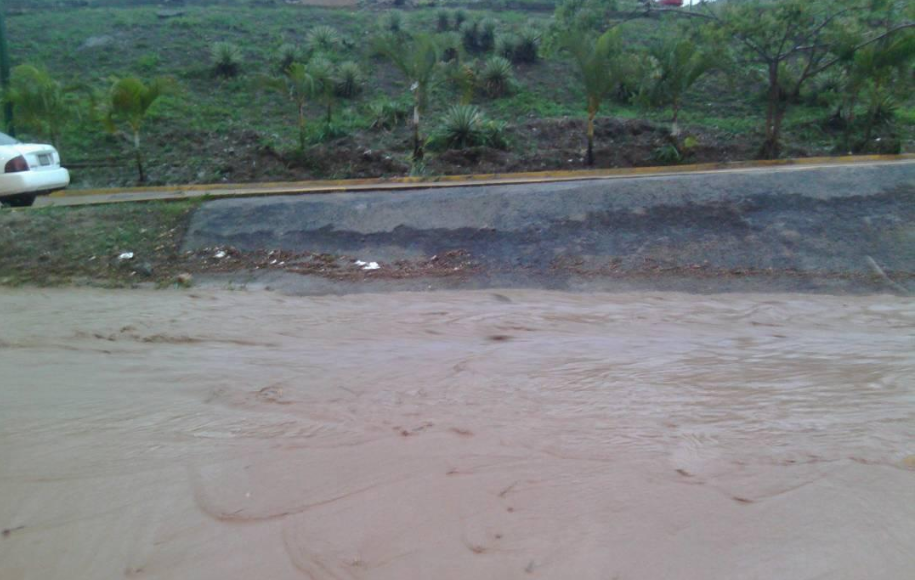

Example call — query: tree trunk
[298,104,307,152]
[858,83,883,152]
[670,102,680,139]
[586,101,596,167]
[412,103,423,162]
[759,65,782,159]
[133,131,145,183]
[842,93,858,153]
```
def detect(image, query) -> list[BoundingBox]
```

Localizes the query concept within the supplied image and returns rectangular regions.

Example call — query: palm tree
[640,36,714,140]
[374,33,443,161]
[5,65,81,149]
[98,76,173,183]
[262,63,316,152]
[562,29,621,166]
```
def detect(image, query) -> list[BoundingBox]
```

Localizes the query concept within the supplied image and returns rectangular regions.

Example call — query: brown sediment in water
[0,288,913,579]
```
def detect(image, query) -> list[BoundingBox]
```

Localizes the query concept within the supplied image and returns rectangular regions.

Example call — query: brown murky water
[1,289,913,580]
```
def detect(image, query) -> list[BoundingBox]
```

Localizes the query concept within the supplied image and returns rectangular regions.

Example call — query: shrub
[515,27,541,63]
[435,8,451,32]
[460,20,480,52]
[307,25,342,54]
[652,143,681,164]
[440,31,462,62]
[453,9,469,30]
[210,41,242,78]
[448,62,477,104]
[334,61,364,98]
[381,11,405,35]
[479,18,498,53]
[479,56,516,98]
[309,120,348,143]
[430,104,508,150]
[136,53,160,73]
[367,97,410,131]
[496,33,519,61]
[276,43,301,72]
[803,71,842,108]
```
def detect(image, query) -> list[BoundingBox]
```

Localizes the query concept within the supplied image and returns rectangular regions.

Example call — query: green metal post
[0,0,14,136]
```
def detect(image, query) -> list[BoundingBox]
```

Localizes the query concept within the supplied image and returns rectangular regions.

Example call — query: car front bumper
[0,167,70,198]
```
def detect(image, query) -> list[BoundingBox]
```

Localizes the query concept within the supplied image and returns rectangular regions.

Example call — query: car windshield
[0,132,20,145]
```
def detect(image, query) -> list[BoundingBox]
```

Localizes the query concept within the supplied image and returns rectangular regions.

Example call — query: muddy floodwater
[1,288,913,580]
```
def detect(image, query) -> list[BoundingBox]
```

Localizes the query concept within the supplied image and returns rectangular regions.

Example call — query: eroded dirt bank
[1,288,913,579]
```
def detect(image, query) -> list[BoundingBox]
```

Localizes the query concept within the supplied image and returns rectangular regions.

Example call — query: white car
[0,132,70,207]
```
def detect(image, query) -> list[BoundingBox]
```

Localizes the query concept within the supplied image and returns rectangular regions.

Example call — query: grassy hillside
[6,1,913,188]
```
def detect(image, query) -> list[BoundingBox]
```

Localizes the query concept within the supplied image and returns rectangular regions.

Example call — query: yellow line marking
[42,154,915,207]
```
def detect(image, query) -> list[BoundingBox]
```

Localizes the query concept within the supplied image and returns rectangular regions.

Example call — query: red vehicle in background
[658,0,684,6]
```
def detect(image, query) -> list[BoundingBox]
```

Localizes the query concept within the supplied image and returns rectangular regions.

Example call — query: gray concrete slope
[184,162,915,293]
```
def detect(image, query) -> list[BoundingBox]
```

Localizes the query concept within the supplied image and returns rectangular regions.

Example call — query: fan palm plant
[639,36,714,139]
[98,76,174,183]
[374,33,443,161]
[5,65,81,149]
[262,62,316,152]
[562,28,621,166]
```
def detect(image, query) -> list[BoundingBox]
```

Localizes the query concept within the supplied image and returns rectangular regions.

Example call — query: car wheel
[7,194,37,207]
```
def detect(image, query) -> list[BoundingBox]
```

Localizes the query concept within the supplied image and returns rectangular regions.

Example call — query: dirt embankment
[72,118,763,190]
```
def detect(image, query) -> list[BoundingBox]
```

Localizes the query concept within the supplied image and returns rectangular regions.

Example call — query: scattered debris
[118,252,134,261]
[2,525,25,538]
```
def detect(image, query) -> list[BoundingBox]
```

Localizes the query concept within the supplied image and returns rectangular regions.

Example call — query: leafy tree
[98,76,173,183]
[375,33,443,161]
[638,35,715,139]
[562,28,622,166]
[699,0,913,158]
[4,65,80,148]
[262,63,316,152]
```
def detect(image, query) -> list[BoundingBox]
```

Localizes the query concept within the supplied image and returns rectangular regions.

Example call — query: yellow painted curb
[46,153,915,205]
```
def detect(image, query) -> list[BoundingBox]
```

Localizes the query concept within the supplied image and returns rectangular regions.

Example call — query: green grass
[5,2,911,187]
[0,200,200,286]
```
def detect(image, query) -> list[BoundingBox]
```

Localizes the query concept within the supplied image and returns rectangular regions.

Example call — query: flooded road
[1,288,913,579]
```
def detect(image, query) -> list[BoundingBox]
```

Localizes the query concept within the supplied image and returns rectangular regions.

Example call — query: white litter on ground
[118,252,134,261]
